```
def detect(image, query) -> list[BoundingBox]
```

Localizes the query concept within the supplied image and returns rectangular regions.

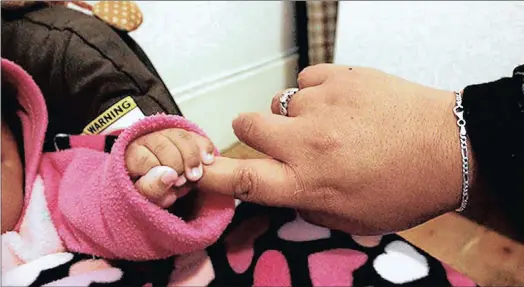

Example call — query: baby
[1,59,235,283]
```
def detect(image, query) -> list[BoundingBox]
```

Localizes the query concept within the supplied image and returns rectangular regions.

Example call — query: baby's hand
[124,128,215,208]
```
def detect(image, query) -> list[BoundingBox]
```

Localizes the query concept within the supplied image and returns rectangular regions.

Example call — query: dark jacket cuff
[462,65,524,231]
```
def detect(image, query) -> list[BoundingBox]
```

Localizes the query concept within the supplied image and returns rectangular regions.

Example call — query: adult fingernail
[175,175,187,187]
[160,168,178,185]
[202,152,214,164]
[189,164,203,180]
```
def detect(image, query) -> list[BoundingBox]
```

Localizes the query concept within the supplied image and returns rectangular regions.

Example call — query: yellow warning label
[82,96,137,135]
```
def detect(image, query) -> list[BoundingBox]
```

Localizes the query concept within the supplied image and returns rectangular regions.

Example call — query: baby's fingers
[135,166,178,208]
[125,143,161,178]
[126,134,184,177]
[195,134,215,165]
[161,129,214,182]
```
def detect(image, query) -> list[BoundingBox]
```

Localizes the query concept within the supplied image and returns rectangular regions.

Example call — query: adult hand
[198,64,476,235]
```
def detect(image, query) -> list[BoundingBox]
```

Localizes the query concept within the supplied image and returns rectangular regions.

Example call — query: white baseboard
[176,53,299,150]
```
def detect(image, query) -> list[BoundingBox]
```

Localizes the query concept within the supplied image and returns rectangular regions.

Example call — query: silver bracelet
[453,91,470,212]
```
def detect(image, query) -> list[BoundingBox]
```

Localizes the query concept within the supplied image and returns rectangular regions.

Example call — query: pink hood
[2,58,49,229]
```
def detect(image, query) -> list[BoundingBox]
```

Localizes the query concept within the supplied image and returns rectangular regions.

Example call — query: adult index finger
[197,157,304,209]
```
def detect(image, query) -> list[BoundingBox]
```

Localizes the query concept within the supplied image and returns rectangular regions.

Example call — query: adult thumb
[197,156,303,208]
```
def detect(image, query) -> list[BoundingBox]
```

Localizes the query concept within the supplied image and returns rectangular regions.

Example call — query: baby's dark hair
[2,80,25,166]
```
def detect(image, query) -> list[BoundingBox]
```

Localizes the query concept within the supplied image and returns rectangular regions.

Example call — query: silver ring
[279,88,299,116]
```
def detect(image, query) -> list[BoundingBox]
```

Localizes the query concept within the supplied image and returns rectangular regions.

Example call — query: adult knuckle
[296,87,323,105]
[297,72,310,87]
[298,65,323,85]
[298,65,313,77]
[322,130,344,151]
[232,164,259,201]
[283,164,309,203]
[272,93,281,108]
[324,92,340,106]
[308,127,343,153]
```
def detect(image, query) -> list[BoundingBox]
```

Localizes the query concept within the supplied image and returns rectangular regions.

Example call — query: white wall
[130,1,298,150]
[334,1,524,91]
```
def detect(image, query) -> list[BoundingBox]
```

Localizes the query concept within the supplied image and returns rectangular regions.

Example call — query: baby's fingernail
[160,169,178,185]
[202,152,214,164]
[175,175,187,187]
[189,164,203,180]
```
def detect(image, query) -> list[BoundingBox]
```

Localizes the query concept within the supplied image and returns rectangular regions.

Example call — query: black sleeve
[462,64,524,233]
[1,5,181,150]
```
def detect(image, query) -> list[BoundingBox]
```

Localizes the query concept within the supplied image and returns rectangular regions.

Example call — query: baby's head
[1,81,25,233]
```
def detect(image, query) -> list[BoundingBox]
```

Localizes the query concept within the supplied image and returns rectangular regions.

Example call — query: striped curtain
[295,1,339,69]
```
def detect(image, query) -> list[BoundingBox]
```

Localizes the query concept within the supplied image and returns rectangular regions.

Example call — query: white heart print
[277,213,331,242]
[2,253,74,286]
[373,241,429,284]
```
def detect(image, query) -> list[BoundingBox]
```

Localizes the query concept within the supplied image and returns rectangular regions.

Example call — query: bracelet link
[453,91,470,212]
